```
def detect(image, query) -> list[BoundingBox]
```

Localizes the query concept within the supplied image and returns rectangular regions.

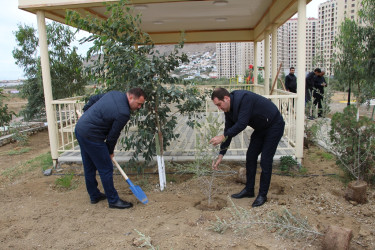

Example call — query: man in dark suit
[209,88,285,207]
[305,68,321,104]
[75,88,145,209]
[285,67,297,93]
[313,70,327,117]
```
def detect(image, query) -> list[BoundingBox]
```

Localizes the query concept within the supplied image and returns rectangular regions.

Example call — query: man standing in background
[313,70,327,117]
[305,68,321,104]
[285,67,297,93]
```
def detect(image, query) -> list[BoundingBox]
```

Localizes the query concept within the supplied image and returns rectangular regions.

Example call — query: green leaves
[67,0,205,162]
[330,105,375,183]
[333,1,375,108]
[12,22,88,120]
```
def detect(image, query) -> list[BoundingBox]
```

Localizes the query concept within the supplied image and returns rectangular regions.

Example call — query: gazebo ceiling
[18,0,311,44]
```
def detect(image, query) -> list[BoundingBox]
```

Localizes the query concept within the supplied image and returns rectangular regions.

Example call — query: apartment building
[216,0,362,79]
[285,18,318,73]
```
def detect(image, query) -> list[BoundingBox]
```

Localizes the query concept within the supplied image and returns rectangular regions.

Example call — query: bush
[330,105,375,183]
[279,156,300,174]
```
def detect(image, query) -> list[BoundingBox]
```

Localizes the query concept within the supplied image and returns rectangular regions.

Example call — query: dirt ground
[0,92,374,249]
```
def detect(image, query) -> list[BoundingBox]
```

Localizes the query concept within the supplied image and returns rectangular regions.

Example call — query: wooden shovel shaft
[112,159,129,181]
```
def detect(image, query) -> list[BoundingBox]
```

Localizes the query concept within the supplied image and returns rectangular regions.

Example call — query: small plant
[10,123,29,146]
[55,173,76,189]
[209,215,229,234]
[209,199,322,240]
[0,88,15,131]
[299,166,308,175]
[184,113,224,204]
[279,156,299,174]
[134,229,159,250]
[267,209,322,239]
[321,152,334,161]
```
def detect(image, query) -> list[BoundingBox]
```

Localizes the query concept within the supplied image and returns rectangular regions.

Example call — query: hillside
[154,43,216,54]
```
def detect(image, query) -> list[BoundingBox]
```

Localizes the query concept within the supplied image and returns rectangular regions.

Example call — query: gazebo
[18,0,311,168]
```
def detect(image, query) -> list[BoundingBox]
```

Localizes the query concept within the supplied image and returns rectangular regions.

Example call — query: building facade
[216,0,362,79]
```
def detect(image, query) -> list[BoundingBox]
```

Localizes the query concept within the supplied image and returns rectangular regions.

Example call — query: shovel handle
[112,158,129,181]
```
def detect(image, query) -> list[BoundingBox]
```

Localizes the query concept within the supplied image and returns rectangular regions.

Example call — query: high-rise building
[216,43,241,78]
[317,0,337,75]
[216,42,263,79]
[284,18,318,74]
[216,0,363,79]
[317,0,362,75]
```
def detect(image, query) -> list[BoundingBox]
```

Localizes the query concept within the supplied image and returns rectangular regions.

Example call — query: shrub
[279,156,300,175]
[330,105,375,183]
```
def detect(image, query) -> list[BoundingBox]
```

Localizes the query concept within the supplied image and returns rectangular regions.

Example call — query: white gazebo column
[264,33,270,95]
[37,11,59,168]
[271,25,278,90]
[296,0,307,162]
[253,41,258,84]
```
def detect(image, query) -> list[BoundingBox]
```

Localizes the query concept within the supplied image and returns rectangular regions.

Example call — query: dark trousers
[305,88,312,103]
[245,117,285,196]
[75,130,119,204]
[313,95,323,117]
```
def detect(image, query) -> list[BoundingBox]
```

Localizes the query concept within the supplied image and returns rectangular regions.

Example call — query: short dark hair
[314,68,321,73]
[127,88,146,99]
[211,88,230,101]
[290,67,295,70]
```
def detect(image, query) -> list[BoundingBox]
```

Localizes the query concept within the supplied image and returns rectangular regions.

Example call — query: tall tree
[12,22,88,120]
[359,0,375,104]
[67,0,206,163]
[333,0,375,116]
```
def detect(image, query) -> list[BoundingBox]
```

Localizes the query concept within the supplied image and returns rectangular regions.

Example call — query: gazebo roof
[18,0,310,44]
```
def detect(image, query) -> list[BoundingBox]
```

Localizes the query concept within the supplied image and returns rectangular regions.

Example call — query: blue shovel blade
[126,179,148,204]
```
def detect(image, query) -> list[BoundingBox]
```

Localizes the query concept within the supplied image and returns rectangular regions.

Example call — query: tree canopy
[67,0,206,162]
[12,22,88,120]
[333,0,375,111]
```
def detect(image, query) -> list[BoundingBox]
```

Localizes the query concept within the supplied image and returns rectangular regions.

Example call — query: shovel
[112,158,148,204]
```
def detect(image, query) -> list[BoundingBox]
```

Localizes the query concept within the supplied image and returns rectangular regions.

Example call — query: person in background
[75,88,146,209]
[285,67,297,93]
[209,88,285,208]
[305,68,321,120]
[305,68,321,104]
[313,70,327,117]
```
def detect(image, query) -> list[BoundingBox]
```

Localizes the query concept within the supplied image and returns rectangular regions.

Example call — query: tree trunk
[345,180,367,204]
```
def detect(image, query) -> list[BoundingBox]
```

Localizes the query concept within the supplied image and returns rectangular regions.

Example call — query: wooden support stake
[270,63,282,95]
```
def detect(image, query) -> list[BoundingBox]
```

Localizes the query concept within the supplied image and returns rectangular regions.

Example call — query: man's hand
[110,154,114,160]
[212,154,223,170]
[209,135,225,146]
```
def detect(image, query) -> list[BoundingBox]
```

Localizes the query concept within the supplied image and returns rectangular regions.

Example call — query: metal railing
[52,84,297,157]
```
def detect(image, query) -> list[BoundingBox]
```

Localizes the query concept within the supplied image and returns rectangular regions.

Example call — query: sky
[0,0,327,81]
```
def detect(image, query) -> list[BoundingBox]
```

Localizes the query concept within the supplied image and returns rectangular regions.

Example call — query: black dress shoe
[109,199,133,209]
[90,192,107,204]
[231,188,255,199]
[252,195,267,207]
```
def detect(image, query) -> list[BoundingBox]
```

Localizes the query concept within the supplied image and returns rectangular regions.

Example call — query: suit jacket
[285,73,297,93]
[305,72,315,90]
[75,91,130,154]
[220,90,283,155]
